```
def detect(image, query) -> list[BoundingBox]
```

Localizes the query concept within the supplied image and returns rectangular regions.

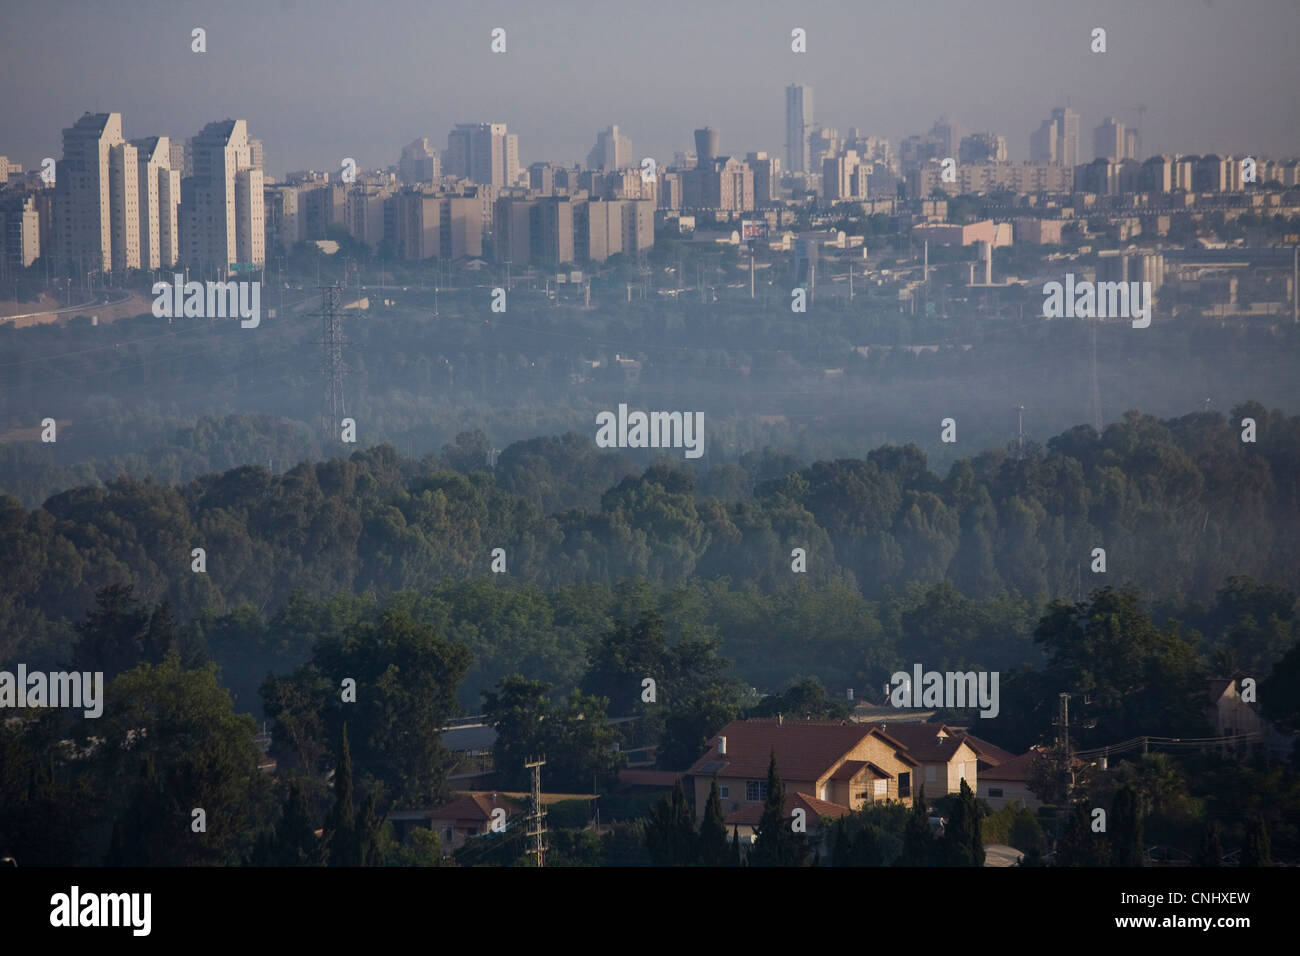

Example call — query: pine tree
[731,824,743,866]
[698,777,730,866]
[1110,786,1144,867]
[1241,812,1272,867]
[1195,820,1223,867]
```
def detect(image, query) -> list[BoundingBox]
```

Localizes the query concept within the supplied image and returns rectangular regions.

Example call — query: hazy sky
[3,0,1298,178]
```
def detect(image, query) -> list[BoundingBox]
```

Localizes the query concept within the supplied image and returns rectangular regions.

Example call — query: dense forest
[4,404,1300,867]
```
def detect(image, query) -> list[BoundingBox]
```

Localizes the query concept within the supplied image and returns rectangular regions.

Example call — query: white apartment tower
[182,119,265,272]
[55,112,126,274]
[447,123,519,187]
[131,136,180,269]
[587,125,631,171]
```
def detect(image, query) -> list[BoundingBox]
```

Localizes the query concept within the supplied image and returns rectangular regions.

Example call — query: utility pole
[1016,403,1025,459]
[317,285,346,442]
[524,755,547,868]
[1089,323,1102,432]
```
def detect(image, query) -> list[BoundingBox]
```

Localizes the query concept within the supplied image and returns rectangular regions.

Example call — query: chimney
[718,736,727,755]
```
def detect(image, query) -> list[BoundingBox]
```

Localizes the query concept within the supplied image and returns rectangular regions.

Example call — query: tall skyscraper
[929,117,965,159]
[182,118,265,272]
[399,138,440,185]
[694,127,719,165]
[446,123,519,187]
[1093,117,1126,161]
[587,125,631,171]
[1051,107,1080,167]
[1030,118,1058,163]
[785,84,813,174]
[55,112,125,273]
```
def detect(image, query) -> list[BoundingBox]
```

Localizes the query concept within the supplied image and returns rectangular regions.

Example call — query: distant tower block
[694,127,719,165]
[968,240,994,286]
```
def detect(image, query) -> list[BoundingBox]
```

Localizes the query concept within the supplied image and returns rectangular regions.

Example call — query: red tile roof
[426,792,516,824]
[959,733,1017,766]
[861,721,973,761]
[723,791,853,827]
[830,759,869,781]
[689,719,874,783]
[979,750,1036,782]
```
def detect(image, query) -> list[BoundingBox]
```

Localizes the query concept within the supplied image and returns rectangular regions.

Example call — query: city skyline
[2,0,1298,177]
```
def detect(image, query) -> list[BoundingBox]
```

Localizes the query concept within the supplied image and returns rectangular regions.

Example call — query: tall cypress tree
[646,779,697,866]
[271,780,323,866]
[751,750,803,866]
[328,723,358,867]
[900,784,932,866]
[698,777,730,867]
[731,824,743,866]
[941,779,984,866]
[1110,786,1144,867]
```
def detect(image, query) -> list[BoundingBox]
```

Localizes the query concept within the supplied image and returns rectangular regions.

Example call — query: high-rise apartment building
[181,118,264,271]
[107,141,140,272]
[0,194,41,280]
[929,117,964,159]
[959,133,1008,164]
[55,112,124,274]
[587,125,631,171]
[264,184,301,255]
[446,123,519,187]
[399,138,440,185]
[747,151,780,205]
[1051,107,1080,167]
[131,136,179,270]
[785,84,813,174]
[1093,117,1126,161]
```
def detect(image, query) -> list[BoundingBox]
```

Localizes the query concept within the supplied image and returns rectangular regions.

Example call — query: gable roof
[861,721,974,761]
[425,792,516,824]
[688,719,873,783]
[979,750,1036,782]
[958,733,1017,766]
[723,791,853,827]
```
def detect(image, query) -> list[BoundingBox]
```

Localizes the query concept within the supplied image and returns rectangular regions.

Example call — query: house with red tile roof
[389,792,519,851]
[685,718,932,826]
[976,749,1042,811]
[859,721,982,798]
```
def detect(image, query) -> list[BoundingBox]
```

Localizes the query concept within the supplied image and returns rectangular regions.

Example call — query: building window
[746,780,768,802]
[989,788,1004,798]
[958,762,967,780]
[719,784,729,799]
[873,779,887,797]
[899,772,911,798]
